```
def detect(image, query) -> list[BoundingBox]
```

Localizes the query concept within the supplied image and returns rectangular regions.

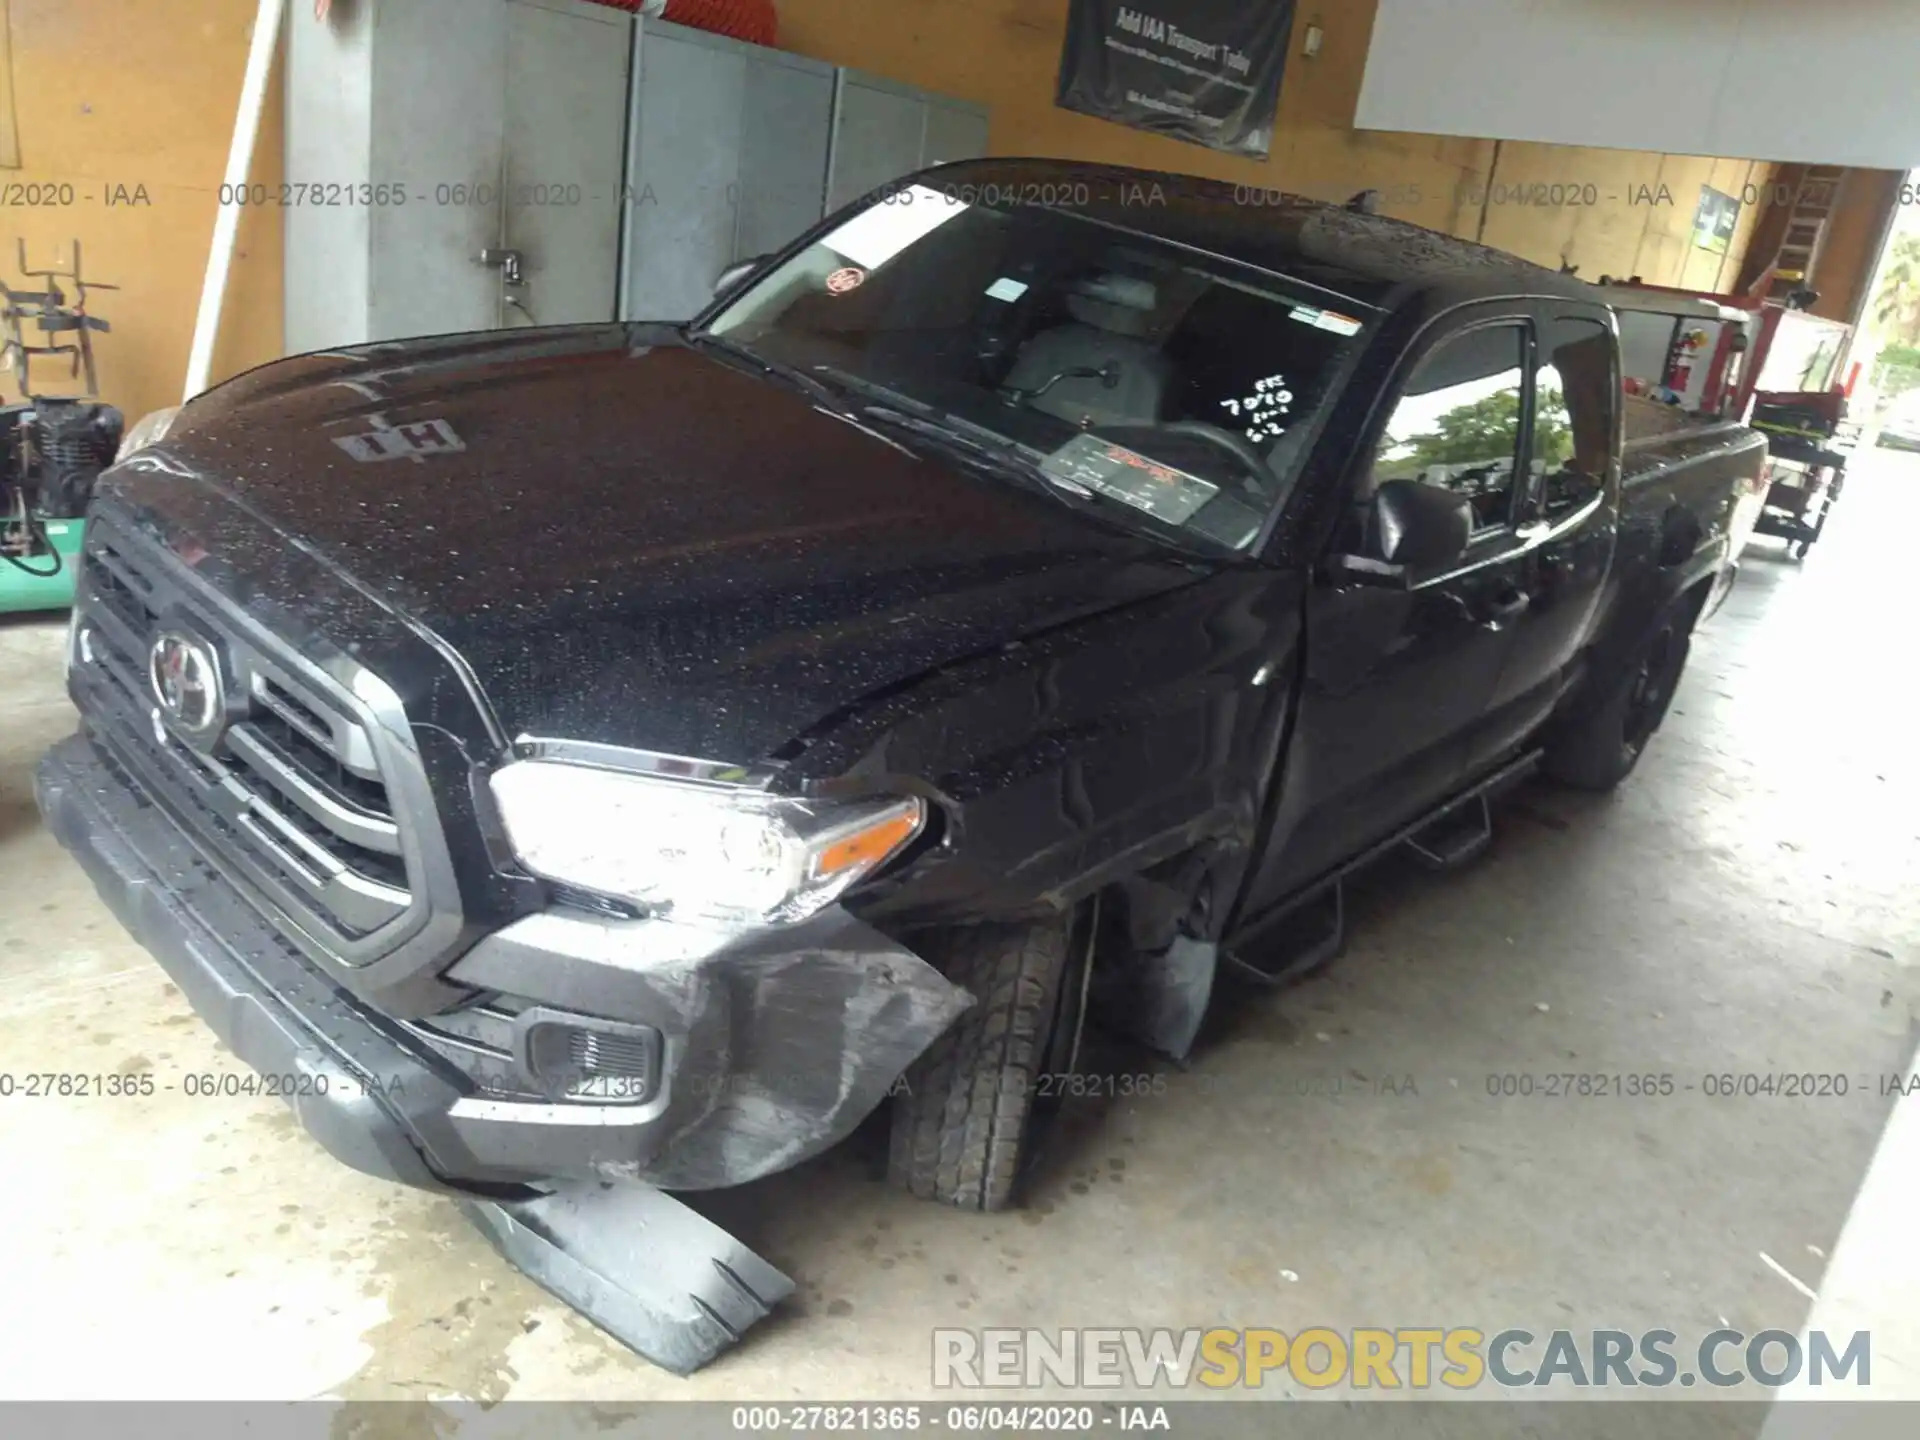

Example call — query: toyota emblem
[149,631,223,737]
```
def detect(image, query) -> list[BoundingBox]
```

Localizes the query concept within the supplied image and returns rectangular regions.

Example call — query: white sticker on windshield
[985,276,1030,303]
[1287,304,1362,337]
[822,185,970,270]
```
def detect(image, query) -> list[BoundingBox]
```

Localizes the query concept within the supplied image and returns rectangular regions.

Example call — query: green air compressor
[1,398,121,613]
[0,241,121,614]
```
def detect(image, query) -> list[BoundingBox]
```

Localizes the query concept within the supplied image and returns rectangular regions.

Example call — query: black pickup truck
[39,159,1766,1216]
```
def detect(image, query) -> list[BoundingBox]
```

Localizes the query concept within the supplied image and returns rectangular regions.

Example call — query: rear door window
[1372,323,1528,535]
[1531,316,1615,520]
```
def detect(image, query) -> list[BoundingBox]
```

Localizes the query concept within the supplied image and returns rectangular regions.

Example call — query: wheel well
[1658,506,1703,567]
[1549,569,1714,747]
[1681,573,1714,627]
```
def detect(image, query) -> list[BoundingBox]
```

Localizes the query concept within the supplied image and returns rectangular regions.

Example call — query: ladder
[1764,164,1848,300]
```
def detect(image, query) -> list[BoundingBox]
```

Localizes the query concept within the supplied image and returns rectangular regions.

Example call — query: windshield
[701,184,1373,554]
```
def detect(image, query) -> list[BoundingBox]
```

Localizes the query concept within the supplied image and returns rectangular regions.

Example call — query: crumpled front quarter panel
[789,567,1308,926]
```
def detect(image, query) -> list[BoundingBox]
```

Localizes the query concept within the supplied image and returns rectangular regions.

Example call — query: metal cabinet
[827,71,993,215]
[497,0,631,331]
[619,28,993,322]
[287,4,990,348]
[619,24,837,324]
[285,0,631,353]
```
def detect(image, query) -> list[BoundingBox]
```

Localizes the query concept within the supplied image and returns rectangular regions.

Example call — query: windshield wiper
[856,404,1087,501]
[808,367,1226,557]
[800,366,1071,485]
[807,364,924,414]
[685,331,845,410]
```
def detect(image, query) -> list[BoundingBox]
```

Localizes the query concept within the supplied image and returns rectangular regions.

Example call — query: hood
[155,326,1208,763]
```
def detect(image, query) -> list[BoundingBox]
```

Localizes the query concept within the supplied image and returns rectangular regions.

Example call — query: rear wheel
[1545,614,1692,791]
[887,911,1081,1211]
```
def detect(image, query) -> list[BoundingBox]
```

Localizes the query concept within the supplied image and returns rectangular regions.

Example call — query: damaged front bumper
[35,731,972,1196]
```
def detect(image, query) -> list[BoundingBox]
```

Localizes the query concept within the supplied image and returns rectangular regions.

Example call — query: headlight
[489,760,926,927]
[116,404,183,462]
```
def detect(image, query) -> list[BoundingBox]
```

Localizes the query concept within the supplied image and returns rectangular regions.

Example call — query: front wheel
[1544,614,1693,791]
[887,912,1080,1211]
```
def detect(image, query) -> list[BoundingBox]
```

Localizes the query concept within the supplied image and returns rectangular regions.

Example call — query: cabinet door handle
[480,247,525,286]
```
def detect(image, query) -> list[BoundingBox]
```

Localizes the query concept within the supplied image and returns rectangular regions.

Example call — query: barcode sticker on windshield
[1040,434,1219,525]
[985,277,1030,303]
[822,185,970,270]
[1289,304,1362,336]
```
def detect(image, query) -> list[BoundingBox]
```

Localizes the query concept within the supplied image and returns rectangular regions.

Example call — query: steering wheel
[1151,421,1275,491]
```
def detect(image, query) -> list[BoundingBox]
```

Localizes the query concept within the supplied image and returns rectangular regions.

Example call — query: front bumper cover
[35,731,971,1193]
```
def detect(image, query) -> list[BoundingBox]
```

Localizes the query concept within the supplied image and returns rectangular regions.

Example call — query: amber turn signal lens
[815,807,922,877]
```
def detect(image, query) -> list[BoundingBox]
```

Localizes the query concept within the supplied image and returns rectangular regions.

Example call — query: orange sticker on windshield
[826,266,867,296]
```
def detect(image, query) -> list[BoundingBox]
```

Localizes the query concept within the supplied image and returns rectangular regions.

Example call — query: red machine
[592,0,778,46]
[1594,280,1854,560]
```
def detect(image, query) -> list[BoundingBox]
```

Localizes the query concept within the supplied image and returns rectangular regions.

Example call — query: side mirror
[713,254,771,300]
[1326,479,1472,586]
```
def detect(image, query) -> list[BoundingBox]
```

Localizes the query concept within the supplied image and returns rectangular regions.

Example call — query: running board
[1406,793,1493,872]
[1225,748,1543,960]
[1223,882,1345,988]
[460,1181,795,1375]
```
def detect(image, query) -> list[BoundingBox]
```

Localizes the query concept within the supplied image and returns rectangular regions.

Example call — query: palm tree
[1871,232,1920,346]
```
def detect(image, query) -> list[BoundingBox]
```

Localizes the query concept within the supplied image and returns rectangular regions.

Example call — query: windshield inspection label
[1040,434,1219,525]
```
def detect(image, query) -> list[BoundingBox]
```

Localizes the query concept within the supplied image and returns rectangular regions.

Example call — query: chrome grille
[71,516,420,954]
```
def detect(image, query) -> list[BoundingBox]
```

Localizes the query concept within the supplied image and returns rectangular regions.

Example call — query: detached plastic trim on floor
[460,1181,794,1375]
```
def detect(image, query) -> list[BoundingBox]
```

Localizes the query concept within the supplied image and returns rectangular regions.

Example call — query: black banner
[1056,2,1296,158]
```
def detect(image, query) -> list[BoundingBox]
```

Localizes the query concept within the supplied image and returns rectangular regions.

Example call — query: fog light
[518,1010,662,1105]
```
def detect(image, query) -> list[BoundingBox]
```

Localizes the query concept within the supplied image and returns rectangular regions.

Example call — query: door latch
[480,247,525,287]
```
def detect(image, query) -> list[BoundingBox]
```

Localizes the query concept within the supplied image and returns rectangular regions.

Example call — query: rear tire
[887,913,1075,1211]
[1545,613,1693,791]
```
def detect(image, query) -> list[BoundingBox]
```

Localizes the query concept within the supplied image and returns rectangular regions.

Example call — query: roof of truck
[1589,283,1755,324]
[913,157,1600,312]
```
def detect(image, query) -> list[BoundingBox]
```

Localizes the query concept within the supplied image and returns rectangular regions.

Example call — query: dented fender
[772,568,1308,1059]
[790,567,1306,926]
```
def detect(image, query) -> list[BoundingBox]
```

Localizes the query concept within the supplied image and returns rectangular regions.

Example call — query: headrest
[1065,273,1159,338]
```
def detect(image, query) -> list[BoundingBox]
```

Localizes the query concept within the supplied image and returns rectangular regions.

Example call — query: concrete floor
[2,451,1915,1406]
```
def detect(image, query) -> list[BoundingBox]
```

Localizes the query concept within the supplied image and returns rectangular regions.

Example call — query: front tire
[887,913,1076,1211]
[1545,613,1692,791]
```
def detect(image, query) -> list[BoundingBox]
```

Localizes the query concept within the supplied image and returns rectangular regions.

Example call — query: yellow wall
[5,0,282,426]
[776,0,1772,290]
[6,0,1783,420]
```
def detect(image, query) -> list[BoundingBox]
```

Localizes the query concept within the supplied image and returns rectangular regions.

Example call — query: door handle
[480,247,526,287]
[1481,588,1530,630]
